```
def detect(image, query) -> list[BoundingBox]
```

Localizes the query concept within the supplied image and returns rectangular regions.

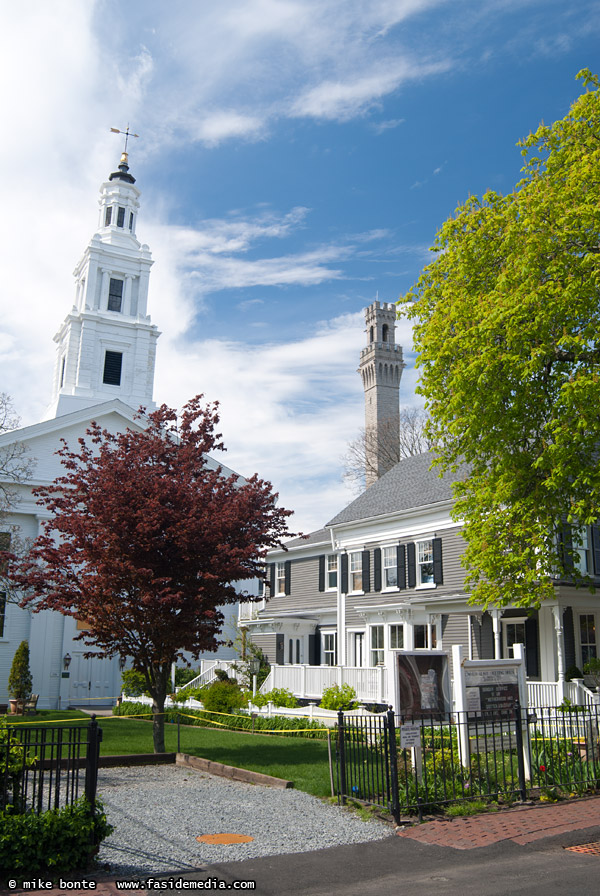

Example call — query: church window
[108,278,123,313]
[382,324,389,342]
[59,356,66,388]
[117,206,125,228]
[103,350,122,386]
[129,212,134,231]
[104,206,112,226]
[370,325,374,343]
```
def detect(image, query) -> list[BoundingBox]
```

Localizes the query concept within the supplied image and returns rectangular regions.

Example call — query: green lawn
[5,710,334,799]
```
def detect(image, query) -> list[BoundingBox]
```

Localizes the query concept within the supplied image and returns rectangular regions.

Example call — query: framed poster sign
[395,651,450,718]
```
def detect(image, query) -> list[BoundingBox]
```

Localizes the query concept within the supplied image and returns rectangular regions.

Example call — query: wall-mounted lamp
[119,656,126,672]
[63,653,72,671]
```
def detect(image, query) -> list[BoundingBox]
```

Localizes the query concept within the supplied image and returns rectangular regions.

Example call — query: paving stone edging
[176,751,294,788]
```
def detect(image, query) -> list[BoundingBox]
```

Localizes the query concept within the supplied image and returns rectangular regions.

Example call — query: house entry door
[68,653,115,707]
[353,632,364,667]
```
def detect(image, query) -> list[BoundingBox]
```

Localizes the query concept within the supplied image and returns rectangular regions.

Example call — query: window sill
[416,583,436,590]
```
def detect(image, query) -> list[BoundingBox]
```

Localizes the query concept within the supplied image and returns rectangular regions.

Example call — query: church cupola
[44,152,160,420]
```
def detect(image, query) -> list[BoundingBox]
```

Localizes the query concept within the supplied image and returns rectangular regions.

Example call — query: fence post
[85,715,102,814]
[337,709,347,806]
[513,700,527,802]
[386,707,400,825]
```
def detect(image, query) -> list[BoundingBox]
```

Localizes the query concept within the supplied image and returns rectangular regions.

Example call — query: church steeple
[45,154,160,419]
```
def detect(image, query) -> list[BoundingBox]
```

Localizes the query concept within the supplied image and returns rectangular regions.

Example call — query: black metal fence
[0,717,102,815]
[336,703,600,822]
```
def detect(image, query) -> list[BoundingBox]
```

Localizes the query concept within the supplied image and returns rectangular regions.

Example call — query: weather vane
[110,125,139,154]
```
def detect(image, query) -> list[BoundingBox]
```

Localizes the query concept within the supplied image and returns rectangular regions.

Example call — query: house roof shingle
[326,451,466,527]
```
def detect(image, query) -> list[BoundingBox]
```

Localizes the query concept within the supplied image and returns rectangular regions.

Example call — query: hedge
[114,701,329,739]
[0,798,113,878]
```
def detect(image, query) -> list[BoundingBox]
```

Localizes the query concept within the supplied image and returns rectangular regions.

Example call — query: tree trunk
[150,665,170,753]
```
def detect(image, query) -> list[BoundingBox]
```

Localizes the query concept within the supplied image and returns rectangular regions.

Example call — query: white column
[552,606,566,702]
[492,609,502,659]
[100,269,110,311]
[123,275,132,316]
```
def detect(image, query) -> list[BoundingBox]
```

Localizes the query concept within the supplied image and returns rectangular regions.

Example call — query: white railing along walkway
[527,679,599,709]
[260,664,388,705]
[176,659,239,692]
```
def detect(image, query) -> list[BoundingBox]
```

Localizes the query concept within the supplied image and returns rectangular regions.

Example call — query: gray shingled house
[240,304,600,709]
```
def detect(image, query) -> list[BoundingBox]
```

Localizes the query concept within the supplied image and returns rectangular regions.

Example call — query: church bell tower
[45,151,160,419]
[358,301,405,487]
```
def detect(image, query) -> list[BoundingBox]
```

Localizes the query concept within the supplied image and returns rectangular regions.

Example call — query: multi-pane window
[371,625,384,665]
[275,562,286,595]
[117,206,125,228]
[389,624,404,650]
[129,212,134,232]
[350,552,363,592]
[504,621,526,658]
[327,554,338,590]
[580,614,597,666]
[104,206,112,226]
[574,527,590,575]
[323,633,336,666]
[417,540,435,585]
[383,546,397,589]
[103,351,123,386]
[108,278,124,312]
[414,624,437,649]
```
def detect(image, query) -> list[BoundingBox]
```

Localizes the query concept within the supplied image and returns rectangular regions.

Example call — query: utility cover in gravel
[96,765,391,876]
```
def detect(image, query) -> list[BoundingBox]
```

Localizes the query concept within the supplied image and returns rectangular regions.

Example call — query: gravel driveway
[96,764,392,877]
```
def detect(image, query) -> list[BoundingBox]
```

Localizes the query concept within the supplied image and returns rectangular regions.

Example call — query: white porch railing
[260,664,388,705]
[527,679,599,709]
[176,659,239,692]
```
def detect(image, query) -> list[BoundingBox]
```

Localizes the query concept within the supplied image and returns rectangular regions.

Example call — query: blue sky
[0,1,598,532]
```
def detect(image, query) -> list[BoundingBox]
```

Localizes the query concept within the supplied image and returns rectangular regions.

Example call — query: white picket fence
[260,664,388,704]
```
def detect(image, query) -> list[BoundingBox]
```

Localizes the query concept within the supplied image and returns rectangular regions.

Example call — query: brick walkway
[398,795,600,848]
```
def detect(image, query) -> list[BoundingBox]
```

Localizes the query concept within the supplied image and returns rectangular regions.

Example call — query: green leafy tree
[405,70,600,608]
[8,640,32,703]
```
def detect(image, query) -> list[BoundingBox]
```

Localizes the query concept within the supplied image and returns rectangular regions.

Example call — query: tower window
[59,356,66,388]
[103,351,122,386]
[370,326,374,343]
[108,278,123,312]
[117,206,125,228]
[382,324,389,342]
[104,206,112,226]
[129,212,134,231]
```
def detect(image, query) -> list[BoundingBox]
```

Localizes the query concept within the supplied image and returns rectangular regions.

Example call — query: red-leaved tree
[9,396,294,751]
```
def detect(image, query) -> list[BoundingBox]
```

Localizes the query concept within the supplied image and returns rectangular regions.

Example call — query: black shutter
[275,634,285,665]
[407,543,416,589]
[308,633,320,666]
[362,550,370,593]
[341,554,348,593]
[525,615,539,678]
[560,523,574,573]
[592,525,600,577]
[103,350,122,386]
[373,548,382,592]
[397,544,406,590]
[269,563,276,594]
[433,537,443,585]
[284,560,291,596]
[563,606,576,671]
[318,555,325,592]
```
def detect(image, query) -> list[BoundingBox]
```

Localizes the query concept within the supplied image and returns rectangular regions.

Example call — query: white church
[0,152,239,709]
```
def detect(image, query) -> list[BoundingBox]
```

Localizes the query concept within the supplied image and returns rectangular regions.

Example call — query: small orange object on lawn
[197,833,254,845]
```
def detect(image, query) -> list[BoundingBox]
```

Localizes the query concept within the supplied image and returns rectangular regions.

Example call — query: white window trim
[502,617,527,659]
[381,545,399,592]
[275,562,286,596]
[416,538,436,589]
[369,624,385,667]
[349,551,364,595]
[326,553,338,592]
[321,630,337,667]
[577,610,598,669]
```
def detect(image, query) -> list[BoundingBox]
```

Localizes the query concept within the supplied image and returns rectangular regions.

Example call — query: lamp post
[249,658,260,698]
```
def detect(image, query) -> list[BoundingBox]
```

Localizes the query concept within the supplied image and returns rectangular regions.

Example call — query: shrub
[252,688,298,708]
[201,680,248,714]
[121,669,148,698]
[584,657,600,687]
[174,666,200,688]
[565,665,583,681]
[174,685,205,702]
[214,668,230,682]
[8,641,32,701]
[320,683,358,711]
[0,798,113,877]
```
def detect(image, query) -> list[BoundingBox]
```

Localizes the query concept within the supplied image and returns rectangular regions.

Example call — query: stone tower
[45,152,160,419]
[358,301,405,487]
